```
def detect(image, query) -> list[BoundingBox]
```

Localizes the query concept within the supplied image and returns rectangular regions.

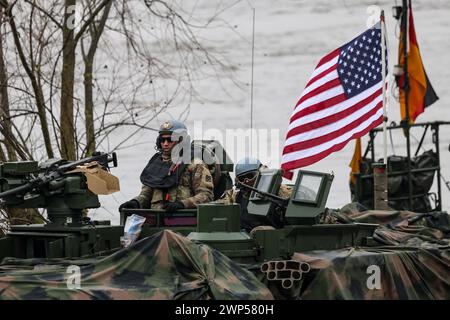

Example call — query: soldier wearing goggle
[119,120,214,213]
[217,157,292,231]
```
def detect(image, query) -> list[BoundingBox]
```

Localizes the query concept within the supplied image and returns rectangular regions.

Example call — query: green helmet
[235,157,262,177]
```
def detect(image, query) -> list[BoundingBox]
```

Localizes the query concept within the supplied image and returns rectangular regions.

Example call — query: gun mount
[236,180,290,210]
[0,152,123,259]
[241,168,334,226]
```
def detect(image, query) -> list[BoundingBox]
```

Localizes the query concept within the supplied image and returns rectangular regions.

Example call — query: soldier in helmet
[119,120,214,213]
[217,157,292,231]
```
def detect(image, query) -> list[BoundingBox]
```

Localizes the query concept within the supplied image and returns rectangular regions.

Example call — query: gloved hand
[163,201,185,213]
[119,199,140,212]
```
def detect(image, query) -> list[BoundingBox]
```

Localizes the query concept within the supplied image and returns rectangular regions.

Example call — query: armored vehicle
[0,140,448,300]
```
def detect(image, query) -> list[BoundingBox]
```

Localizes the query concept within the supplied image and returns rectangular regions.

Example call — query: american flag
[281,23,387,179]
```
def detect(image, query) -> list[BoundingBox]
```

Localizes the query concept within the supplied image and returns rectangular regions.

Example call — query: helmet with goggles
[156,120,189,150]
[235,157,262,180]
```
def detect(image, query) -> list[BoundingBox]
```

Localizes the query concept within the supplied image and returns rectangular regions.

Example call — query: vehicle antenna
[250,6,255,147]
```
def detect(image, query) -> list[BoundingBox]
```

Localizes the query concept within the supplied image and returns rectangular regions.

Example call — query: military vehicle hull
[1,202,449,300]
[0,147,448,299]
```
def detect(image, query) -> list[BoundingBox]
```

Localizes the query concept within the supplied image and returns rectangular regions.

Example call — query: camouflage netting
[290,203,450,299]
[293,246,450,299]
[0,230,273,300]
[1,203,449,300]
[322,202,450,247]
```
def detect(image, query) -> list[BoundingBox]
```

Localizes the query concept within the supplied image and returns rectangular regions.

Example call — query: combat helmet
[156,120,189,150]
[235,157,262,180]
[158,120,187,135]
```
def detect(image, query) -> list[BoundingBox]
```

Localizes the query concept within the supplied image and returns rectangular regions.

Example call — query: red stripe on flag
[283,100,382,154]
[290,93,347,126]
[281,116,383,175]
[316,48,340,68]
[408,7,419,47]
[290,94,348,125]
[294,77,341,109]
[287,88,382,138]
[304,64,337,88]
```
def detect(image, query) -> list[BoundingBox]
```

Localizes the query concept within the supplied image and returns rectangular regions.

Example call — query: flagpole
[374,10,390,211]
[381,11,388,168]
[402,0,413,209]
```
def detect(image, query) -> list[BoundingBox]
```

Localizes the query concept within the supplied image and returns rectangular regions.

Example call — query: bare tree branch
[2,0,54,158]
[24,0,63,29]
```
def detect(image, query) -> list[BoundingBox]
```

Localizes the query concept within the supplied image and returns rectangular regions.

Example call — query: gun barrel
[236,181,289,207]
[0,152,116,201]
[58,152,117,173]
[0,182,35,199]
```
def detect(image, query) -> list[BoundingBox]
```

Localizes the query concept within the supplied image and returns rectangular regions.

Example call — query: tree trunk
[3,3,54,159]
[60,0,77,160]
[83,1,112,156]
[84,59,95,156]
[0,12,16,161]
[0,13,43,224]
[0,143,5,161]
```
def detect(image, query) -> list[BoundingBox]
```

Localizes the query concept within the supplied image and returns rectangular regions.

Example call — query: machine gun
[235,180,289,209]
[0,151,117,200]
[0,151,118,225]
[0,152,123,259]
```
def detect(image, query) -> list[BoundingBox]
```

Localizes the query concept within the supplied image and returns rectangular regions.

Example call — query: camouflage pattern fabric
[0,230,273,300]
[288,203,450,299]
[1,201,449,300]
[134,158,214,209]
[321,203,450,247]
[292,246,450,299]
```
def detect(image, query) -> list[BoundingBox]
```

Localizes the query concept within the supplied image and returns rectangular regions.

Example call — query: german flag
[398,2,438,124]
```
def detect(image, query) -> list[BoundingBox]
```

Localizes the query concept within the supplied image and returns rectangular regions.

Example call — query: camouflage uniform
[217,184,293,204]
[134,156,214,209]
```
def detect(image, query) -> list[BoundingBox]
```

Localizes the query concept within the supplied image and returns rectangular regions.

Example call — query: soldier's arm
[278,184,293,199]
[213,189,236,204]
[180,163,214,208]
[133,185,154,209]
